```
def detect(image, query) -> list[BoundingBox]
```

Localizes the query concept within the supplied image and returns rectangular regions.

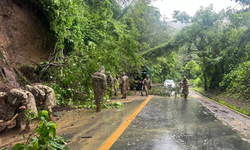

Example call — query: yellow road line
[99,96,154,150]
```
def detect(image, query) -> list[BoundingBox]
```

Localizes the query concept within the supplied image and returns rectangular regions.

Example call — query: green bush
[194,77,203,87]
[12,111,67,150]
[219,61,250,98]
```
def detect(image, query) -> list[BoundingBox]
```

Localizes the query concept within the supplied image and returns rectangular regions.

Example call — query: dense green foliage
[183,60,201,79]
[28,0,173,104]
[12,111,67,150]
[171,3,250,97]
[26,0,250,101]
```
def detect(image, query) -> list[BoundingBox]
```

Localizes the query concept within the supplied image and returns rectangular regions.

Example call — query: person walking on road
[142,75,152,96]
[92,66,107,112]
[113,74,120,96]
[120,72,129,99]
[182,76,189,99]
[106,71,113,98]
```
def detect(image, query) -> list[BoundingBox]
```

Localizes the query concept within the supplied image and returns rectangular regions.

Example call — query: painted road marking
[99,96,154,150]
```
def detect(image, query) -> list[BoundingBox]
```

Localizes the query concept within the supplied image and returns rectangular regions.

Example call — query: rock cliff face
[0,0,51,90]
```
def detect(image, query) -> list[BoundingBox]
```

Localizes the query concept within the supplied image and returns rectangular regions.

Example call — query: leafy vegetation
[16,0,250,108]
[9,111,67,150]
[20,0,173,106]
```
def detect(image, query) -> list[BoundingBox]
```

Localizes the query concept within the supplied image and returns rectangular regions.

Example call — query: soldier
[182,76,189,99]
[92,66,106,112]
[179,81,183,94]
[6,88,38,133]
[106,71,113,98]
[113,74,120,96]
[142,75,152,96]
[25,84,56,121]
[120,72,129,99]
[0,92,11,132]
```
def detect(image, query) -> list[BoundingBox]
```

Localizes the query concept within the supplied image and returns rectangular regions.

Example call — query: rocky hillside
[0,0,51,91]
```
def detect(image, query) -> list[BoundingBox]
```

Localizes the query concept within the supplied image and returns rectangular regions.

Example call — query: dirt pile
[0,0,52,90]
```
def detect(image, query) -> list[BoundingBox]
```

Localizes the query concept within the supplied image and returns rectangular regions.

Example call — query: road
[109,92,250,150]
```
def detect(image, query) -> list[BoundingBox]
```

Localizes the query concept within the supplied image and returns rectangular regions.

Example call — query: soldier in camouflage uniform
[113,74,120,96]
[6,88,38,133]
[0,92,11,132]
[25,84,56,121]
[106,71,113,98]
[182,76,189,99]
[92,66,107,112]
[142,75,152,96]
[120,72,129,99]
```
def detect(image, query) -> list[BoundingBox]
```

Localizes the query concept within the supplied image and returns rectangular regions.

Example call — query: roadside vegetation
[9,0,250,114]
[168,0,250,115]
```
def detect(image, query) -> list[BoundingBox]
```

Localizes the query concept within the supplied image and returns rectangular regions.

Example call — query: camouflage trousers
[0,122,6,132]
[6,102,37,123]
[94,94,104,112]
[121,90,127,98]
[144,86,149,95]
[114,87,118,96]
[40,93,56,114]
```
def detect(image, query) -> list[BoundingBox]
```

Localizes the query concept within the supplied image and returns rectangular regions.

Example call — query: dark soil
[18,66,39,83]
[2,68,19,88]
[196,88,250,112]
[52,105,77,112]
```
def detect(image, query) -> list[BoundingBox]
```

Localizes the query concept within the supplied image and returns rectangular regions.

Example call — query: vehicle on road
[164,80,175,88]
[129,66,152,90]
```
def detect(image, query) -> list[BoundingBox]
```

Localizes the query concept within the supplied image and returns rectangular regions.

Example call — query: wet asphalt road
[110,96,250,150]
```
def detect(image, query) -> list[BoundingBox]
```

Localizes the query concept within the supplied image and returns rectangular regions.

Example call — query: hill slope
[0,0,51,90]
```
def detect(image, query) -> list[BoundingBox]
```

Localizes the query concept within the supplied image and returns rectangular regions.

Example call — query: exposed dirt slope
[0,0,51,89]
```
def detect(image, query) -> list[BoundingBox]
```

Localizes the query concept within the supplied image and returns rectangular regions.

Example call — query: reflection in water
[111,97,250,150]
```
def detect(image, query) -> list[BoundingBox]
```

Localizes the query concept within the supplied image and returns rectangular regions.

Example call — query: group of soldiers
[92,66,130,112]
[0,84,56,133]
[92,66,153,112]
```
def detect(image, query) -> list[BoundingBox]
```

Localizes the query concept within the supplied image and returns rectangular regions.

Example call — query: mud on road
[0,94,148,150]
[191,90,250,142]
[1,90,250,149]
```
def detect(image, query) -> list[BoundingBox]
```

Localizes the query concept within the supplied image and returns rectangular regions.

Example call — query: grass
[192,87,250,116]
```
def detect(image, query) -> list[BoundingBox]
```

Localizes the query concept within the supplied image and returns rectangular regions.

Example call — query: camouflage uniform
[113,75,120,96]
[106,71,113,97]
[92,66,107,112]
[182,76,189,99]
[143,75,152,96]
[6,89,37,129]
[25,85,56,114]
[16,90,38,122]
[121,72,129,99]
[0,92,7,132]
[179,81,183,94]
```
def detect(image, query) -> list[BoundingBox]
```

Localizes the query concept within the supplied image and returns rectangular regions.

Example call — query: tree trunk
[203,56,208,91]
[204,72,207,91]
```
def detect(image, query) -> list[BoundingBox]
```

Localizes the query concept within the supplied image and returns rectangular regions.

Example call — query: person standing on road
[182,76,189,99]
[113,74,120,96]
[106,71,113,98]
[92,66,107,112]
[121,72,129,99]
[25,84,57,121]
[142,75,152,96]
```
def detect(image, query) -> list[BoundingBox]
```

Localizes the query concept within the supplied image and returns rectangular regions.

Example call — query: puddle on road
[111,97,250,150]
